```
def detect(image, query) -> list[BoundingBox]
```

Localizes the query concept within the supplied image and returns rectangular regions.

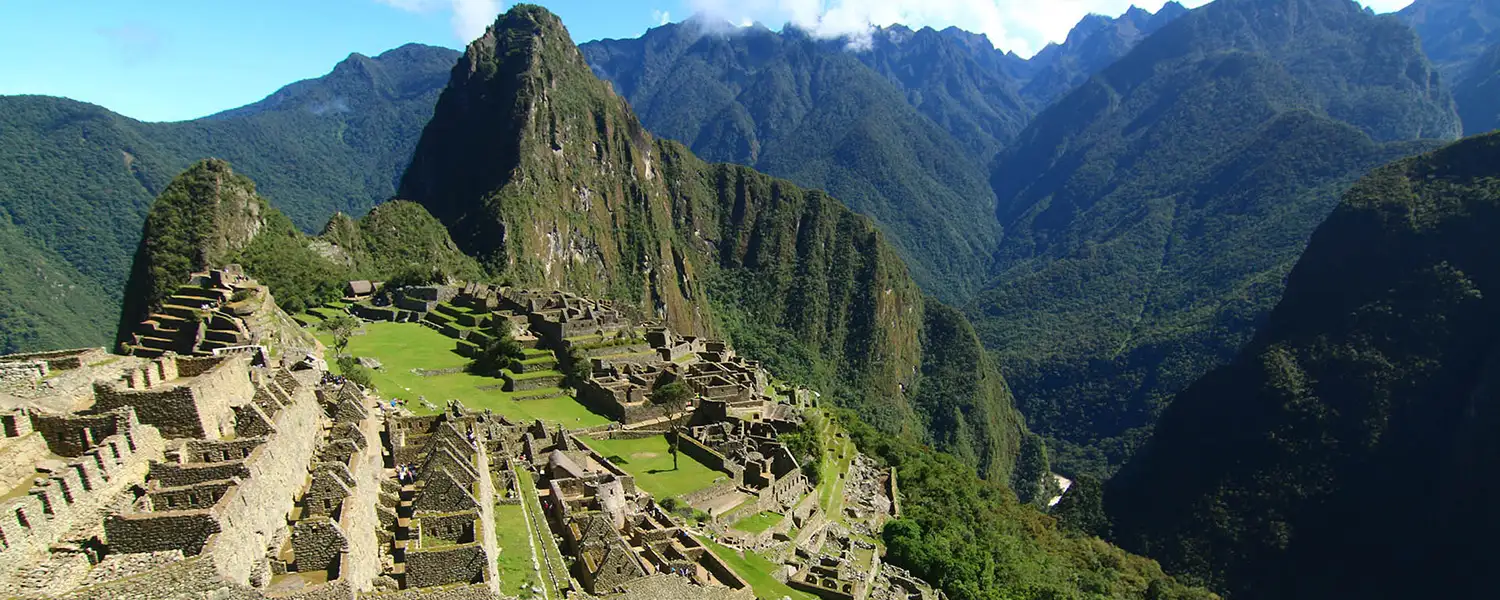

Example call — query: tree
[562,346,591,388]
[470,318,525,376]
[652,380,693,470]
[320,313,360,357]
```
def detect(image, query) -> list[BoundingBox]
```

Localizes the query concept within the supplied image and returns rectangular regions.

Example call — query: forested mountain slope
[579,7,1181,300]
[971,0,1457,475]
[1455,42,1500,134]
[0,44,457,352]
[117,159,478,346]
[400,4,1041,487]
[1107,131,1500,599]
[581,21,1003,299]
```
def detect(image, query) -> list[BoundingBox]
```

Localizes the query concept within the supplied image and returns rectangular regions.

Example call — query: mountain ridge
[970,0,1457,475]
[0,43,459,353]
[1107,130,1500,599]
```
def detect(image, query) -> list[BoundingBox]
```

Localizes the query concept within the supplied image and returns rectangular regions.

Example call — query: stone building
[382,404,501,594]
[531,430,753,598]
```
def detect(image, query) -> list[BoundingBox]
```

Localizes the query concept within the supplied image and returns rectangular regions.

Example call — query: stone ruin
[576,329,775,426]
[518,425,754,599]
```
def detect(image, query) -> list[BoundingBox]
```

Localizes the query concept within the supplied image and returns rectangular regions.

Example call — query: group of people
[396,463,418,484]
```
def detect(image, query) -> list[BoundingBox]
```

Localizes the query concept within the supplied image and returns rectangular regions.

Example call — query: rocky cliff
[116,159,271,345]
[400,5,1033,482]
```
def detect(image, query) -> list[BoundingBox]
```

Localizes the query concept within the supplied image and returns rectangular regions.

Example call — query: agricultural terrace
[580,435,731,500]
[303,315,610,428]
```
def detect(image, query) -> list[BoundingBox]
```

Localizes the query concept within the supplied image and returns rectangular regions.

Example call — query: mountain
[578,7,1184,301]
[1396,0,1500,79]
[117,159,478,346]
[0,43,458,353]
[1455,42,1500,134]
[394,8,1224,599]
[1019,2,1190,107]
[400,4,1040,486]
[970,0,1458,476]
[1106,131,1500,599]
[581,21,1003,299]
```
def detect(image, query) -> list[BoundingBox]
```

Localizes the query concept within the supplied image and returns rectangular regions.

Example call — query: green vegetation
[971,0,1456,476]
[778,414,825,485]
[581,23,1003,301]
[1107,132,1500,599]
[469,319,526,376]
[651,381,693,469]
[579,434,729,500]
[0,44,458,353]
[493,503,545,598]
[399,5,1031,485]
[230,209,348,314]
[1454,42,1500,136]
[699,537,817,600]
[730,511,785,535]
[839,411,1213,600]
[318,313,360,356]
[580,4,1183,299]
[323,321,608,427]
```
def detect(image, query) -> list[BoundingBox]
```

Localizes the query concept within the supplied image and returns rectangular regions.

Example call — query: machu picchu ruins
[0,268,941,600]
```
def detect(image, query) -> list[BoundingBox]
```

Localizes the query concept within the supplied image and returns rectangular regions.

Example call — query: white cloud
[683,0,1419,57]
[654,9,673,26]
[377,0,503,43]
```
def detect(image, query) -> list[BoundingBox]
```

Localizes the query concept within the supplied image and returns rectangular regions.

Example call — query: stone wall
[0,432,47,494]
[50,554,260,600]
[293,517,348,574]
[106,511,222,555]
[353,583,498,600]
[0,412,164,587]
[92,355,253,440]
[336,411,384,593]
[30,410,130,458]
[405,544,488,588]
[207,384,323,586]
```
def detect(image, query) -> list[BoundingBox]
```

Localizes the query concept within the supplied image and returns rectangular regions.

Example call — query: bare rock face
[115,159,273,347]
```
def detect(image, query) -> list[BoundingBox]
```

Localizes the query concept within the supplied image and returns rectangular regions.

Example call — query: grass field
[818,415,857,516]
[320,321,610,428]
[731,511,785,534]
[700,537,817,600]
[493,503,545,599]
[580,435,730,499]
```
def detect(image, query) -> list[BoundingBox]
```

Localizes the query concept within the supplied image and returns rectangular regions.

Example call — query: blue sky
[0,0,1415,122]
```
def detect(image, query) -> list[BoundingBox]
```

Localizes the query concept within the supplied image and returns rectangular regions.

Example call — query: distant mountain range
[581,4,1187,299]
[0,43,458,353]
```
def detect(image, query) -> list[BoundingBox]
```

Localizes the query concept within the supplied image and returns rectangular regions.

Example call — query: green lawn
[580,435,730,499]
[515,464,569,598]
[818,415,857,517]
[731,511,785,534]
[325,321,610,428]
[700,537,816,600]
[494,503,546,599]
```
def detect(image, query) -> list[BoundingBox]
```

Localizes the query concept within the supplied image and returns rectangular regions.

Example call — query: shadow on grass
[646,467,681,474]
[606,454,631,465]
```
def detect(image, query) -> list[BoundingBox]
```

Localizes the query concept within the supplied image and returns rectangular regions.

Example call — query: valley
[2,0,1499,598]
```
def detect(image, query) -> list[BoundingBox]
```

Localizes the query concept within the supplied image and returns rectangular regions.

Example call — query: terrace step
[159,304,202,321]
[174,286,230,301]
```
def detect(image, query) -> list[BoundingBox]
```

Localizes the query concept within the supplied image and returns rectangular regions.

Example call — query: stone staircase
[124,269,253,358]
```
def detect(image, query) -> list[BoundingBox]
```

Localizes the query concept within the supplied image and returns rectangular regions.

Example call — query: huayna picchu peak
[400,5,1040,492]
[7,1,1500,599]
